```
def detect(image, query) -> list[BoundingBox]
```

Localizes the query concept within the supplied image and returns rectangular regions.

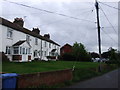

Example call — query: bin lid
[0,73,18,79]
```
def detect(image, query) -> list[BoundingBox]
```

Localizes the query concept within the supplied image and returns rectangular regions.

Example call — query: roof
[60,43,72,49]
[51,49,56,52]
[12,40,26,46]
[0,17,60,46]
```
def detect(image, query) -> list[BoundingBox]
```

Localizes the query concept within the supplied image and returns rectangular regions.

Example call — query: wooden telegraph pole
[95,0,102,71]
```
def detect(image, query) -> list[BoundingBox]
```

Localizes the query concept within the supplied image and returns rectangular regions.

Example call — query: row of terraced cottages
[0,17,60,62]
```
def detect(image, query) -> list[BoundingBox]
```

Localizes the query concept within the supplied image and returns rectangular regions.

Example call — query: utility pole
[95,0,102,71]
[95,0,101,57]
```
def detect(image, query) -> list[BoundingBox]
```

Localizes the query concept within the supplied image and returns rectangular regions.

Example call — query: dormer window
[7,28,13,39]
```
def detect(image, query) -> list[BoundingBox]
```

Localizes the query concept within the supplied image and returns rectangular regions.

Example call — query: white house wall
[0,25,3,52]
[1,24,60,61]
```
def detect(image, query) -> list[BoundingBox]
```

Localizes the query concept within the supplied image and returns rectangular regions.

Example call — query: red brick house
[60,44,72,56]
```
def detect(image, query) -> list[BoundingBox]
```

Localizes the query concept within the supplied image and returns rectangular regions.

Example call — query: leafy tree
[101,52,109,59]
[61,53,76,61]
[72,42,91,62]
[90,52,99,59]
[105,47,120,64]
[108,47,117,60]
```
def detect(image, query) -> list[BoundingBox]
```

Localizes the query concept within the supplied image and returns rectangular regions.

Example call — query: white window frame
[44,51,47,56]
[26,35,30,43]
[7,28,13,39]
[49,43,51,48]
[13,47,19,55]
[34,50,38,57]
[35,38,38,45]
[22,48,25,54]
[44,41,47,47]
[28,48,31,54]
[6,46,12,54]
[20,47,22,54]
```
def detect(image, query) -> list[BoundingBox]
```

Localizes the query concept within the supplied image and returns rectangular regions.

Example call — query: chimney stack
[44,34,50,39]
[13,18,24,27]
[32,28,40,34]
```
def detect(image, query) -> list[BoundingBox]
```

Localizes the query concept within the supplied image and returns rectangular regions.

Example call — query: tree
[105,47,120,64]
[101,52,109,59]
[61,53,76,61]
[72,42,91,62]
[90,52,99,59]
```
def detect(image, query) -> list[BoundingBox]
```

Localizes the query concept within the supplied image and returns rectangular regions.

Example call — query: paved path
[67,69,119,88]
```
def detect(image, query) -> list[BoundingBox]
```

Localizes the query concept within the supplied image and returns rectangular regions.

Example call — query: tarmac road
[67,68,120,88]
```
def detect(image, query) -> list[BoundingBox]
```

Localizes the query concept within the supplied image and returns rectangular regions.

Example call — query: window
[6,46,12,54]
[22,48,25,54]
[20,47,22,54]
[26,35,30,43]
[13,47,19,54]
[41,51,43,56]
[44,51,47,56]
[54,45,56,49]
[7,28,13,39]
[38,50,41,56]
[34,50,38,57]
[49,43,51,48]
[44,41,47,47]
[35,38,38,45]
[26,48,27,54]
[28,48,31,54]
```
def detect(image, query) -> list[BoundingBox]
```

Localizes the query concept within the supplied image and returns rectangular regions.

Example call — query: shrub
[61,53,76,61]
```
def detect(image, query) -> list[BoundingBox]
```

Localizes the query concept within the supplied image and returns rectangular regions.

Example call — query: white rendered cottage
[0,17,60,62]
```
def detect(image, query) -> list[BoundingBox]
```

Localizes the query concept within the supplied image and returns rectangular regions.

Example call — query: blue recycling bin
[0,73,18,88]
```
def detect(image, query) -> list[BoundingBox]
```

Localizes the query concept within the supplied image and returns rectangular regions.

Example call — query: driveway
[67,68,119,88]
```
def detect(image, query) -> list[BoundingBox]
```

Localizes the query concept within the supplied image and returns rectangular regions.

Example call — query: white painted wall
[0,25,2,52]
[0,24,60,61]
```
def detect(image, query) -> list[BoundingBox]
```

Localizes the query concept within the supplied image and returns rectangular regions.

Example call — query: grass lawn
[2,61,100,74]
[2,60,118,88]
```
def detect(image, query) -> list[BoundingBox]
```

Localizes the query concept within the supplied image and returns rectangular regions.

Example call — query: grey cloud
[1,0,118,53]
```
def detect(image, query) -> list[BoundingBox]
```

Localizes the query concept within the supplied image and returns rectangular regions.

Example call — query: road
[67,69,119,88]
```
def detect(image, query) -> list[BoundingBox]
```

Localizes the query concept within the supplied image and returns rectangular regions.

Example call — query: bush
[61,53,76,61]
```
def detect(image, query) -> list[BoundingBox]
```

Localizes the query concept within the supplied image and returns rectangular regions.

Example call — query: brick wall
[17,69,73,88]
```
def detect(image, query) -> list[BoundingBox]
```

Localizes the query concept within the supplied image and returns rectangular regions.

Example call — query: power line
[3,0,95,24]
[98,1,120,11]
[39,9,95,27]
[101,26,118,29]
[99,4,118,34]
[101,28,118,44]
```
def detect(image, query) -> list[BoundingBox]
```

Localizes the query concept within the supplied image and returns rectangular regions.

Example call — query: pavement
[67,68,120,88]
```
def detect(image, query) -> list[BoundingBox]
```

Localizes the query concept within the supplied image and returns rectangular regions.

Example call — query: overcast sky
[0,0,119,53]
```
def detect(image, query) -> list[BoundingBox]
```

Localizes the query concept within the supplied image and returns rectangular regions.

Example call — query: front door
[22,55,28,62]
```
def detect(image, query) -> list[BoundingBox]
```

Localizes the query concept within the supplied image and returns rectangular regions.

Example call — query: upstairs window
[54,45,56,49]
[26,35,30,43]
[7,28,13,39]
[35,38,38,45]
[49,43,51,48]
[44,41,47,47]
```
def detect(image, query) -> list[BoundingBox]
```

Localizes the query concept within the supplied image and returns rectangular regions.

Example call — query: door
[22,55,28,62]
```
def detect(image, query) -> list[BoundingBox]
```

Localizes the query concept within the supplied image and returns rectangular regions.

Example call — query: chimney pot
[44,34,50,39]
[32,28,40,34]
[13,17,24,27]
